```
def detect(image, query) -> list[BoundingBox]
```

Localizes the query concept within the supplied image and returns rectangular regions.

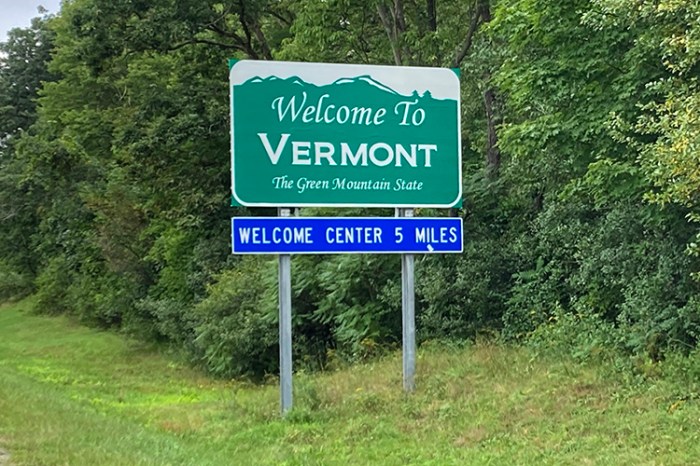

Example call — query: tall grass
[1,299,699,465]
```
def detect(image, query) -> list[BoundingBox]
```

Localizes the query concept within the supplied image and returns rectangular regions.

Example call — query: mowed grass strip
[1,299,700,465]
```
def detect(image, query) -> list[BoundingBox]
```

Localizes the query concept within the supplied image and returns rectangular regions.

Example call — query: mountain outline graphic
[239,75,448,101]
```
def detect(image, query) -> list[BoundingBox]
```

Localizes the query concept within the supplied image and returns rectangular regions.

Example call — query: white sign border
[229,60,463,209]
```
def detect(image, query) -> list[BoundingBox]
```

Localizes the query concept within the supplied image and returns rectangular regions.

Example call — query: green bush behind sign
[230,60,461,208]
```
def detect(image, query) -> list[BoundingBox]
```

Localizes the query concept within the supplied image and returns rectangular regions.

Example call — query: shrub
[34,255,72,314]
[189,257,278,379]
[0,260,33,300]
[526,305,623,364]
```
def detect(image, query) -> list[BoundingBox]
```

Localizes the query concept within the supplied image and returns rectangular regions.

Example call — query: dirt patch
[453,426,489,447]
[0,447,10,466]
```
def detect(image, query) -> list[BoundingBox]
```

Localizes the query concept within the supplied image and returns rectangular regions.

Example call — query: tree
[0,15,56,297]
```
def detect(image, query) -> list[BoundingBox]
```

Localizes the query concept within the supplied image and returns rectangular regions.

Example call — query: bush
[189,257,278,379]
[34,255,72,314]
[0,261,33,300]
[311,253,401,360]
[417,238,510,342]
[526,305,623,364]
[503,192,700,361]
[126,297,193,345]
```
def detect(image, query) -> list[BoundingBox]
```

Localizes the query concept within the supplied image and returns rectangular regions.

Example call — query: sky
[0,0,62,43]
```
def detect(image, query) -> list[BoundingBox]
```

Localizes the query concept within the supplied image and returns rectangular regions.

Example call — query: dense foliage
[1,0,698,378]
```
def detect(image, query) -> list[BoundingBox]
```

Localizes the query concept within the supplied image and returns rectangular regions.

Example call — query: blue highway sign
[231,217,463,254]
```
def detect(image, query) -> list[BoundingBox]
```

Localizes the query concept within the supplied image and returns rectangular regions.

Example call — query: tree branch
[265,8,293,27]
[237,0,258,59]
[206,24,246,47]
[450,0,483,68]
[168,38,245,52]
[377,3,402,65]
[251,21,273,60]
[202,6,233,34]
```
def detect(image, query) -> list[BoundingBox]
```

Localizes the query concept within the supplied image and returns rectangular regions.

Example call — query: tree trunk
[480,1,500,176]
[484,87,500,175]
[427,0,437,31]
[377,2,405,65]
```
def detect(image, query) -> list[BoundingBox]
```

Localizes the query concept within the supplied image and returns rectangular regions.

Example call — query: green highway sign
[230,60,461,208]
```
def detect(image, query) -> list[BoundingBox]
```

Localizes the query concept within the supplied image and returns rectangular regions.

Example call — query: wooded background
[1,0,698,378]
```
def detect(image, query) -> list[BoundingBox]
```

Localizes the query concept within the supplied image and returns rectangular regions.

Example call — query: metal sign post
[398,208,416,392]
[278,207,293,414]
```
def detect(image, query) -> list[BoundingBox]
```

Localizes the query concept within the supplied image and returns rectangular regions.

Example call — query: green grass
[1,299,700,465]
